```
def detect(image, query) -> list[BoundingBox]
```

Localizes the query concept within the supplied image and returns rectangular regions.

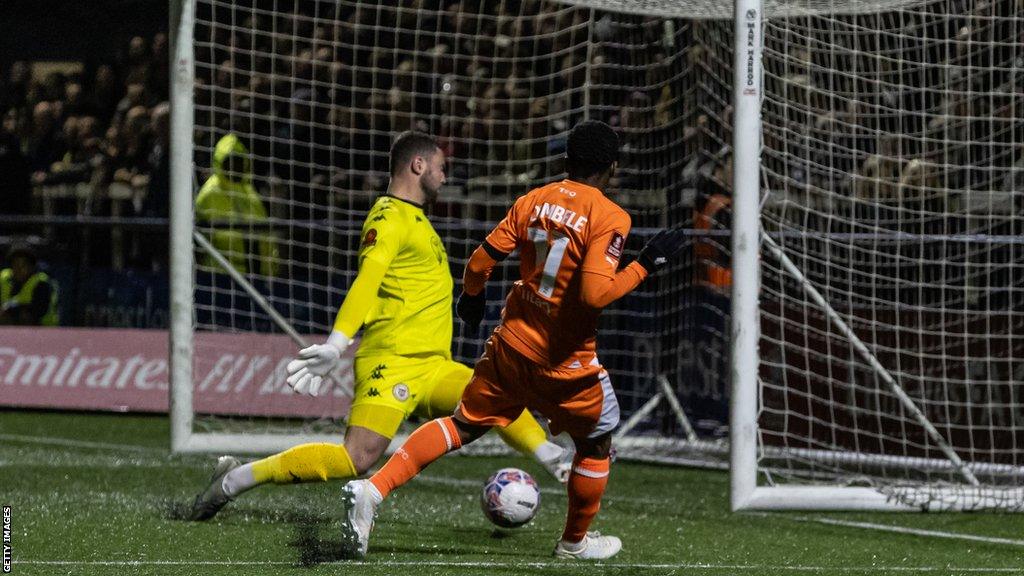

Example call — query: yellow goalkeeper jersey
[355,195,454,359]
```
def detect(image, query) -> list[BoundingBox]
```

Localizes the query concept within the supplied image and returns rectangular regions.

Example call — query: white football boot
[339,480,380,558]
[554,531,623,560]
[540,446,574,484]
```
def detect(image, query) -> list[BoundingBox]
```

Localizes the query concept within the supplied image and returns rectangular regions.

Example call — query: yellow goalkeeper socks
[250,442,358,484]
[497,410,551,458]
[498,410,569,481]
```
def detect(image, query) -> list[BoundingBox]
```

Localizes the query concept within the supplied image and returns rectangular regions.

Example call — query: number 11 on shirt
[528,227,570,298]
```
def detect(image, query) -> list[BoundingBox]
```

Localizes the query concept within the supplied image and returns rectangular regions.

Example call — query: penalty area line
[11,560,1024,572]
[786,515,1024,547]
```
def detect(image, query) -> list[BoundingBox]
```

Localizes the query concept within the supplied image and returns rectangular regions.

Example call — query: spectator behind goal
[693,149,733,296]
[194,134,278,277]
[0,245,59,326]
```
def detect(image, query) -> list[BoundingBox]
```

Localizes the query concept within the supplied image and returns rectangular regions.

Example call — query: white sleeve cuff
[326,329,352,351]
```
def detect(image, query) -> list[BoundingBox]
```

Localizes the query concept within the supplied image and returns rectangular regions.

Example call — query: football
[480,468,541,528]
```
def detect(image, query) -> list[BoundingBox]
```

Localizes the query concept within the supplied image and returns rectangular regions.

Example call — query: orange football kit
[362,176,669,552]
[457,178,648,438]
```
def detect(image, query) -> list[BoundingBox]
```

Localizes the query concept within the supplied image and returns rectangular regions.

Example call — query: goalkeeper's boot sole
[554,531,622,560]
[339,480,378,559]
[541,446,574,484]
[187,455,241,521]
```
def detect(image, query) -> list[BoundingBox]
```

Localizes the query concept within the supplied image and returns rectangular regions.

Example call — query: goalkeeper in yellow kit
[188,132,570,521]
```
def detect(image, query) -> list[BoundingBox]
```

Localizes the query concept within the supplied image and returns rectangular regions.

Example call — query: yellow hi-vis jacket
[194,134,279,277]
[0,269,59,326]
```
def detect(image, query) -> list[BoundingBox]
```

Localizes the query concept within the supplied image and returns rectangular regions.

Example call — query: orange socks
[369,417,462,499]
[369,418,611,544]
[561,455,611,543]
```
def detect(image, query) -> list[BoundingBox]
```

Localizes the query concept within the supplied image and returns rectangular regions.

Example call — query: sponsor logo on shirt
[521,286,553,315]
[362,228,378,247]
[606,231,624,259]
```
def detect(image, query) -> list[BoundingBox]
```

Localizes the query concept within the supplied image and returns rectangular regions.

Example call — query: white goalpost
[729,0,765,511]
[170,0,351,453]
[726,0,1024,510]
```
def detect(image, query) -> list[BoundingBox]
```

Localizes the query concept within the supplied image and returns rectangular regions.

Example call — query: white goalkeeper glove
[285,330,352,396]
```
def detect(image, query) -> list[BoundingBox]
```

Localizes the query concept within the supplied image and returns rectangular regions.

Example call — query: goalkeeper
[188,132,570,521]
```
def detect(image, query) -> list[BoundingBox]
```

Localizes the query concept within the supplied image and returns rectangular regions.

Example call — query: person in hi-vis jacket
[194,133,279,277]
[0,245,59,326]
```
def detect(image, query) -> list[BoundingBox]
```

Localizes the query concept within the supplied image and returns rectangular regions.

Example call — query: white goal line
[774,515,1024,548]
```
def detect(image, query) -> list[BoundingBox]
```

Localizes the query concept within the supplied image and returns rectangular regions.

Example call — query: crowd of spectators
[1,2,714,278]
[2,0,1020,280]
[191,1,694,230]
[0,32,170,269]
[746,0,1024,312]
[759,0,1023,219]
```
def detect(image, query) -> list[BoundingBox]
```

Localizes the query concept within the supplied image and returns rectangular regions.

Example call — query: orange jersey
[480,179,646,367]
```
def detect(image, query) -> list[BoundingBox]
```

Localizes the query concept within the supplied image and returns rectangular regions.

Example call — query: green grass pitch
[1,410,1023,575]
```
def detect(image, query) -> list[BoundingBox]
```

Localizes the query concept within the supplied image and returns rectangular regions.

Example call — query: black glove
[637,227,687,274]
[457,290,486,330]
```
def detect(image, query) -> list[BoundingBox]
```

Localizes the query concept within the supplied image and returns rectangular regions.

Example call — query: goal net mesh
[562,0,1024,508]
[753,0,1024,509]
[186,0,1024,507]
[676,0,1023,508]
[185,0,707,457]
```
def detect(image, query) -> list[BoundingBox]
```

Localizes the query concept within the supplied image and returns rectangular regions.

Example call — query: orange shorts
[456,335,620,439]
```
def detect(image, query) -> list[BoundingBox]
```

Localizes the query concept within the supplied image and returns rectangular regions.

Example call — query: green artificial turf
[1,410,1022,575]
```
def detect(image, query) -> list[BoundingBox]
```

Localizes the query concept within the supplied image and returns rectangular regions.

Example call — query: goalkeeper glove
[637,226,687,274]
[457,290,486,332]
[285,329,352,396]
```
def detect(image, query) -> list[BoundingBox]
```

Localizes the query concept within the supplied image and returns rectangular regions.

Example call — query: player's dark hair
[566,120,620,180]
[390,131,440,176]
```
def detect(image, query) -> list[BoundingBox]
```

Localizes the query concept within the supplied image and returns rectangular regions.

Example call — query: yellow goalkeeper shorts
[348,354,472,439]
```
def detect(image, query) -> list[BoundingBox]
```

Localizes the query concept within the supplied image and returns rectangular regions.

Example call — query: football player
[338,121,686,559]
[188,132,571,521]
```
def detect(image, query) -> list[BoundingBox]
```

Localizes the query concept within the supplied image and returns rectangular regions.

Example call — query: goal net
[747,0,1024,510]
[170,0,706,457]
[568,0,1024,509]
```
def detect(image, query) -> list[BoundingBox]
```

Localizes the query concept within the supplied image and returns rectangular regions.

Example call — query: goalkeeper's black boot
[188,455,241,521]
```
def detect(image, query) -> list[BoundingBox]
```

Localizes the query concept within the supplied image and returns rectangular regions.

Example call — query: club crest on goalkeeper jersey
[485,179,632,368]
[356,195,454,359]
